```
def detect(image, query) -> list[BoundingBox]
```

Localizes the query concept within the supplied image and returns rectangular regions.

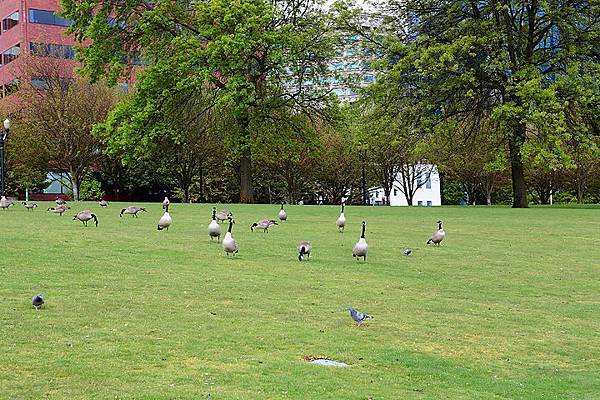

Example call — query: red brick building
[0,0,81,96]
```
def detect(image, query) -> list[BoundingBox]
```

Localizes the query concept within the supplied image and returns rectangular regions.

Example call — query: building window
[1,80,18,97]
[364,74,374,83]
[29,9,73,27]
[393,189,397,196]
[416,175,422,187]
[30,42,75,59]
[427,201,432,207]
[2,44,20,65]
[417,201,423,206]
[2,11,19,32]
[31,77,49,89]
[426,175,431,189]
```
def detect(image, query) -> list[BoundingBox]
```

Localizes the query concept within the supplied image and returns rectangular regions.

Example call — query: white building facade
[369,165,442,206]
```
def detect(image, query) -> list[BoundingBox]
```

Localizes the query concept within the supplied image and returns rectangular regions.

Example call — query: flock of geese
[6,196,447,261]
[7,196,447,325]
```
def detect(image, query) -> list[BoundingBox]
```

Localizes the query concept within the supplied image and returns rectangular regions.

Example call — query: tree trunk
[71,174,80,201]
[384,188,391,206]
[486,195,492,205]
[508,128,529,208]
[238,114,254,204]
[240,147,253,203]
[576,167,585,203]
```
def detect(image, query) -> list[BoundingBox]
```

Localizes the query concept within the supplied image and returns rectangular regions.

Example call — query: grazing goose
[73,210,99,227]
[427,220,445,246]
[0,198,14,210]
[402,248,413,256]
[98,200,109,207]
[347,306,373,326]
[55,197,66,205]
[208,207,222,241]
[32,294,44,310]
[120,206,146,217]
[297,241,311,261]
[352,221,368,261]
[162,196,170,210]
[336,203,346,232]
[250,219,278,233]
[157,204,172,230]
[278,203,287,221]
[47,205,69,215]
[23,202,38,210]
[215,209,232,223]
[222,218,238,256]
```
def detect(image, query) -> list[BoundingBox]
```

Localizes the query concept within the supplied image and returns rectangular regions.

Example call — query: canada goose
[297,241,311,261]
[0,198,14,210]
[162,196,170,210]
[427,220,445,246]
[98,200,109,207]
[32,293,44,310]
[120,206,146,217]
[352,221,368,261]
[222,218,238,256]
[208,207,221,241]
[22,202,38,210]
[336,203,346,232]
[73,210,99,227]
[251,219,278,233]
[47,205,69,215]
[55,197,66,205]
[402,248,413,256]
[347,306,373,326]
[278,203,287,221]
[215,209,232,223]
[157,204,172,230]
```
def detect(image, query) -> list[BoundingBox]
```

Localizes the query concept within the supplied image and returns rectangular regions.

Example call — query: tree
[63,0,338,203]
[16,56,117,200]
[313,120,360,204]
[339,0,599,207]
[99,77,224,203]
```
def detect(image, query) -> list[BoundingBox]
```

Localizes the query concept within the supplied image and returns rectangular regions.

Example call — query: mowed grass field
[0,202,598,399]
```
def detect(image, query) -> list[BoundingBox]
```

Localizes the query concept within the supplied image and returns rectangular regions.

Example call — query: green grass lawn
[0,202,598,399]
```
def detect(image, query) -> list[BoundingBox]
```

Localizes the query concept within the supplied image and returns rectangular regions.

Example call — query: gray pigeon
[32,294,44,310]
[403,248,413,256]
[347,306,373,326]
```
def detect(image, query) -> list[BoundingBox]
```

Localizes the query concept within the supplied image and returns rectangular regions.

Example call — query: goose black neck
[281,203,284,210]
[228,220,233,233]
[361,222,366,238]
[212,209,216,220]
[164,204,169,213]
[438,222,442,230]
[341,203,345,212]
[92,214,98,226]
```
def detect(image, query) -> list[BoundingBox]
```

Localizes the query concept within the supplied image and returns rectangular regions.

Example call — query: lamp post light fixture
[1,118,11,198]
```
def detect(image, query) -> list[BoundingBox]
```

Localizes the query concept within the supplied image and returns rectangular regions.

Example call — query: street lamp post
[0,118,10,197]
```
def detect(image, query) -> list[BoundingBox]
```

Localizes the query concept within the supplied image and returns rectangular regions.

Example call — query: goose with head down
[23,202,38,210]
[73,210,99,227]
[47,205,69,215]
[297,241,311,261]
[120,206,146,218]
[251,219,278,233]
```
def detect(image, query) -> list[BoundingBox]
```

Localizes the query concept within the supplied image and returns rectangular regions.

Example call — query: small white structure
[369,164,441,206]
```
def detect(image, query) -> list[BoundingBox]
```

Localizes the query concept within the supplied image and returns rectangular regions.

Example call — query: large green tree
[63,0,337,203]
[340,0,599,207]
